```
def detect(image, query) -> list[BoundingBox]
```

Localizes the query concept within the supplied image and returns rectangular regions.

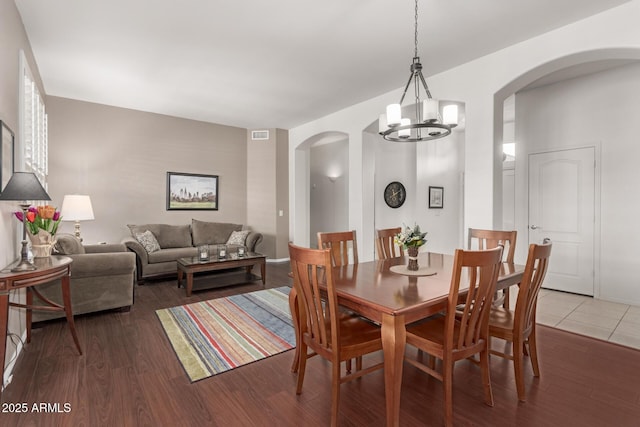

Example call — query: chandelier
[379,0,458,142]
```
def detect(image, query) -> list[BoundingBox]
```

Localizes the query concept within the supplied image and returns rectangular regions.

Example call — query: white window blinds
[20,50,48,187]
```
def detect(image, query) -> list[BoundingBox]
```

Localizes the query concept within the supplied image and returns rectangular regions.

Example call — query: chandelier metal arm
[398,70,416,106]
[417,69,433,100]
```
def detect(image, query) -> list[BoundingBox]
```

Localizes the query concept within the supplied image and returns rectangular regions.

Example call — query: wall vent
[251,130,269,140]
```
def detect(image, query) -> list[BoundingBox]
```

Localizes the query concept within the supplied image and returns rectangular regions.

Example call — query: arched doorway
[295,131,349,248]
[494,47,640,305]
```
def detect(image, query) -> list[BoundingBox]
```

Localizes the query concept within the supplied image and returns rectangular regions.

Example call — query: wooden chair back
[289,243,338,358]
[467,228,517,263]
[317,230,358,267]
[405,245,504,426]
[375,227,404,260]
[514,242,553,339]
[288,242,383,425]
[488,242,552,401]
[447,246,504,353]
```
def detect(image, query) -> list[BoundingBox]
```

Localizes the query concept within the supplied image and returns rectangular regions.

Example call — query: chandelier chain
[414,0,419,58]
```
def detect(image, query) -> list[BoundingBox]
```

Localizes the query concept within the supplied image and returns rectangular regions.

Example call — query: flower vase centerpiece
[394,223,427,271]
[14,205,62,258]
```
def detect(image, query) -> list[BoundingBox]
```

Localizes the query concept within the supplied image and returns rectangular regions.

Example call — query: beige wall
[47,97,251,245]
[246,128,289,259]
[0,0,44,385]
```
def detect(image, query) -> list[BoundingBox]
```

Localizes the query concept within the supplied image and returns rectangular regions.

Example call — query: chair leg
[346,358,352,374]
[355,356,363,371]
[480,345,494,407]
[442,359,454,427]
[331,362,341,427]
[513,338,526,402]
[528,327,541,377]
[296,342,308,395]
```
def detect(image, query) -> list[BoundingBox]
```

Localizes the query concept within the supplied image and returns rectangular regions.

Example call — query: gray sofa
[122,219,263,282]
[33,234,136,322]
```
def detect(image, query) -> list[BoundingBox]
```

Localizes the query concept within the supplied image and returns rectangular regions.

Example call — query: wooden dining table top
[331,251,524,324]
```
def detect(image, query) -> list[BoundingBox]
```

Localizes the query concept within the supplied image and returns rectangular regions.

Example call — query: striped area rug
[156,286,294,382]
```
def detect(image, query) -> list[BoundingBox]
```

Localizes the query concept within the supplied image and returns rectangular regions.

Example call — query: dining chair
[375,227,404,260]
[288,243,383,427]
[488,242,552,401]
[405,246,503,427]
[318,230,362,373]
[468,228,517,309]
[317,230,358,267]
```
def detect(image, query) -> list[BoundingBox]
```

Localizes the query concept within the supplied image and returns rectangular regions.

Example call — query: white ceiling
[15,0,632,130]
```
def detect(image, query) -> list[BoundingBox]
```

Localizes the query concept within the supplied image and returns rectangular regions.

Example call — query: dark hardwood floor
[2,261,640,426]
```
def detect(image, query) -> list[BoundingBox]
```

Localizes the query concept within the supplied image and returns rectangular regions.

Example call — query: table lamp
[0,172,51,271]
[60,195,94,242]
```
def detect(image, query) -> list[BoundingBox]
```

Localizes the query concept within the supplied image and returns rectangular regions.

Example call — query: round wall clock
[384,181,406,208]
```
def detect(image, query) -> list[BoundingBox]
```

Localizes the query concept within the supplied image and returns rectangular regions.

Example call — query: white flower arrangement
[394,223,427,249]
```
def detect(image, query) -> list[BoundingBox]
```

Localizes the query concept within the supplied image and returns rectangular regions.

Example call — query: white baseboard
[266,257,289,264]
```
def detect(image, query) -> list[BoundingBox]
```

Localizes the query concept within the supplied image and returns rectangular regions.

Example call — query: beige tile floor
[531,288,640,350]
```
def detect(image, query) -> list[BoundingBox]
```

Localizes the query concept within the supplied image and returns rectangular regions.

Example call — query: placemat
[389,264,438,277]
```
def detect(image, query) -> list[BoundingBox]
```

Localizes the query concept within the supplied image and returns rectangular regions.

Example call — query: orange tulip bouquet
[14,205,62,256]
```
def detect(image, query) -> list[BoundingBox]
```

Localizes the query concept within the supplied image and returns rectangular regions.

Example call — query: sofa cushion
[128,224,192,248]
[148,247,198,264]
[54,234,86,255]
[226,230,251,246]
[135,230,161,253]
[191,219,242,246]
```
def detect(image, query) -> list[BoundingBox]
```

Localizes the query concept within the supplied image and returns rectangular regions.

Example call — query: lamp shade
[61,195,95,221]
[0,172,51,201]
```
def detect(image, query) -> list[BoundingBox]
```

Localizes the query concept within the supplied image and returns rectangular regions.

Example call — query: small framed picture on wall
[428,186,444,209]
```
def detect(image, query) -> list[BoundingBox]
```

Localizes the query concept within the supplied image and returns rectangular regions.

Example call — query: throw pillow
[135,230,161,253]
[192,219,243,246]
[53,234,86,255]
[128,224,192,248]
[226,230,251,246]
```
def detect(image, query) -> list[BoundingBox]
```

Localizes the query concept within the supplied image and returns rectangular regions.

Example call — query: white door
[528,147,595,295]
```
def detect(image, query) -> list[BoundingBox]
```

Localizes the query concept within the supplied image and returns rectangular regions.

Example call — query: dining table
[290,251,524,427]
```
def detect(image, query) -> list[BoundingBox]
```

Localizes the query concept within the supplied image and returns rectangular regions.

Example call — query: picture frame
[428,186,444,209]
[1,120,15,190]
[166,172,219,210]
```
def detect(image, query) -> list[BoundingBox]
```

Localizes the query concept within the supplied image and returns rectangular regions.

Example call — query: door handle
[530,225,540,230]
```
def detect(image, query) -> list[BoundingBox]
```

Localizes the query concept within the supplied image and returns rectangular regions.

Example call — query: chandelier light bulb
[378,113,389,133]
[399,118,411,138]
[422,99,439,122]
[386,104,402,126]
[443,104,459,125]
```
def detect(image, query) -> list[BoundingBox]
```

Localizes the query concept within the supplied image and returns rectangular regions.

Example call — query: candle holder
[217,244,227,259]
[237,245,246,257]
[198,244,210,261]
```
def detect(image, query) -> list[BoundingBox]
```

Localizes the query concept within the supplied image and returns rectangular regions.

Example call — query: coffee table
[177,252,266,296]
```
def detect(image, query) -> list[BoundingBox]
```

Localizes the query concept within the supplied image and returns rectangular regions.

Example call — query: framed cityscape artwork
[166,171,218,210]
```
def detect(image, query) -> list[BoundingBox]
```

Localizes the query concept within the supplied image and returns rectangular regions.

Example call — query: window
[19,50,48,187]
